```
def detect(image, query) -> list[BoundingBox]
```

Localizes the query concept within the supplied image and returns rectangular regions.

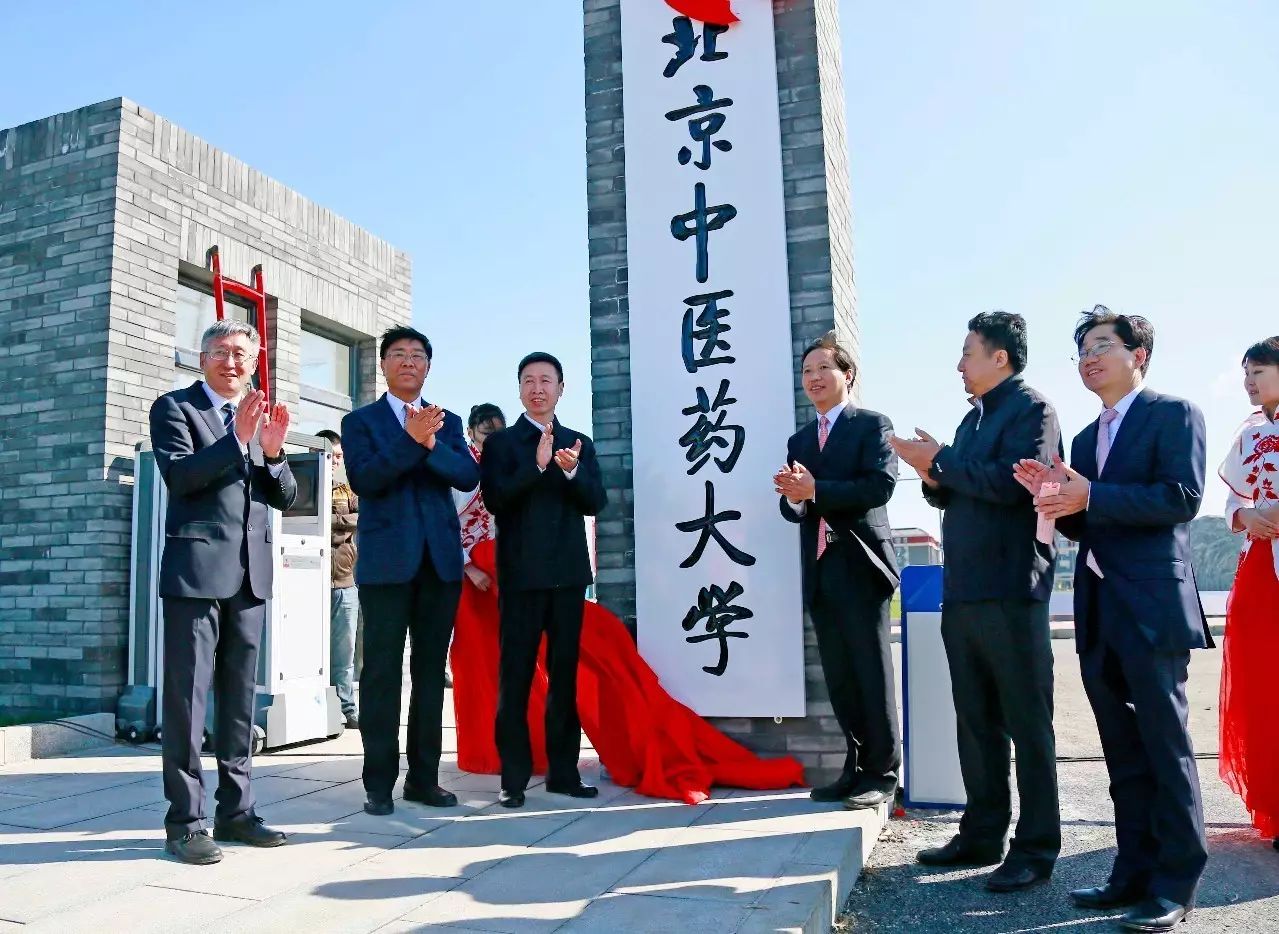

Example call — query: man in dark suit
[341,326,479,816]
[1017,306,1211,933]
[774,331,901,811]
[891,312,1063,893]
[480,352,608,809]
[149,318,296,865]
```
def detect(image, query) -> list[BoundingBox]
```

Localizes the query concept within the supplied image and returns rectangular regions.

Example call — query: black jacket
[924,376,1062,603]
[149,382,297,601]
[780,406,900,605]
[480,415,608,592]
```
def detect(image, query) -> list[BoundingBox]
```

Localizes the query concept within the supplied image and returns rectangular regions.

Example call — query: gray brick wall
[0,98,411,717]
[584,0,859,783]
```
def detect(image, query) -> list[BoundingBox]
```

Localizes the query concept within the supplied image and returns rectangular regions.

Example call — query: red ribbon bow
[664,0,738,26]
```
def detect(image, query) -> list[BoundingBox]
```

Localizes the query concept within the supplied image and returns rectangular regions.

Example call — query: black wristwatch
[264,451,287,465]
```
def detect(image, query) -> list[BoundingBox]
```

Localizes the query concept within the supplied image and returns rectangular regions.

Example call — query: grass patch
[0,713,55,729]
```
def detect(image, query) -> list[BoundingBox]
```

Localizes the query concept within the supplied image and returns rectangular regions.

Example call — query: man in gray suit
[149,318,296,864]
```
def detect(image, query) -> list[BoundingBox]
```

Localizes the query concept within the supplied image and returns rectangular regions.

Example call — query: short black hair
[1073,305,1155,375]
[379,326,432,361]
[800,331,858,383]
[1242,336,1279,368]
[518,351,564,383]
[315,429,341,445]
[967,311,1028,374]
[468,403,506,430]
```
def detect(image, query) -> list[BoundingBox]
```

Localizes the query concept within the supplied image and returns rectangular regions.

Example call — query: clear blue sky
[3,1,1275,535]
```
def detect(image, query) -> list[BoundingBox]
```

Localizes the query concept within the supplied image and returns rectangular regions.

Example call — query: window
[296,328,356,435]
[173,282,252,384]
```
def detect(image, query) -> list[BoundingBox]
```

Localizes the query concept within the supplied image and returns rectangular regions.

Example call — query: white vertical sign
[621,0,804,717]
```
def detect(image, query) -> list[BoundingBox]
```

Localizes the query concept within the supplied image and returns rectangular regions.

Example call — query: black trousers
[941,598,1060,870]
[358,553,460,799]
[809,543,901,789]
[496,586,584,793]
[1080,576,1207,905]
[161,580,264,837]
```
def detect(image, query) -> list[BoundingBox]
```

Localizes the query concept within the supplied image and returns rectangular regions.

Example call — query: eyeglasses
[1071,339,1122,365]
[205,349,257,364]
[386,351,428,365]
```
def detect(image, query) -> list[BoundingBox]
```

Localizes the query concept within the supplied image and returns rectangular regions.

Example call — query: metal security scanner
[119,434,343,751]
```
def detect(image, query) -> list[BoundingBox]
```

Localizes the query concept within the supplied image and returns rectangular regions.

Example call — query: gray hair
[200,318,261,353]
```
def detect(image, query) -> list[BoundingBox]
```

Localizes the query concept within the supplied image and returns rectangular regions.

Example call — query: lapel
[374,392,410,440]
[190,381,226,442]
[1078,419,1100,480]
[1100,388,1156,480]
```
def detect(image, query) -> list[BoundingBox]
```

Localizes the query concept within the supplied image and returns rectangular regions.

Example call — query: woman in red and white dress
[1218,336,1279,851]
[449,405,803,803]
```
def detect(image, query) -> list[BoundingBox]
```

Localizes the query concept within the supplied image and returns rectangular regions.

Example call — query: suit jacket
[1057,388,1213,653]
[480,416,608,592]
[779,406,900,605]
[923,376,1063,603]
[341,395,479,586]
[149,381,297,601]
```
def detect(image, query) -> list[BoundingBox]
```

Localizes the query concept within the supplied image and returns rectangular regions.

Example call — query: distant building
[892,527,942,567]
[1053,533,1078,591]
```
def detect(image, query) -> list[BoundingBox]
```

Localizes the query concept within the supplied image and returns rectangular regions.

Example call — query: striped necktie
[221,402,235,435]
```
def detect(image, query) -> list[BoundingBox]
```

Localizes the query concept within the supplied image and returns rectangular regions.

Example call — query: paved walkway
[841,643,1279,932]
[0,695,881,933]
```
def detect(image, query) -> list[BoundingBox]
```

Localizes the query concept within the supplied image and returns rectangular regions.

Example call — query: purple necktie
[1086,407,1119,576]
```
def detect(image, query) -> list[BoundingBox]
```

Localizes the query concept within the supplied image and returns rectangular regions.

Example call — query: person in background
[316,429,359,730]
[1217,335,1279,852]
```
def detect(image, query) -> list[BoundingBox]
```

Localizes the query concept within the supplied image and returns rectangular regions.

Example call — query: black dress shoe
[343,712,359,730]
[545,781,599,799]
[843,783,896,811]
[916,835,1004,867]
[985,861,1051,892]
[809,776,856,803]
[1070,881,1146,910]
[498,789,525,808]
[212,814,286,847]
[165,830,223,865]
[364,796,394,816]
[1119,897,1192,932]
[403,784,458,808]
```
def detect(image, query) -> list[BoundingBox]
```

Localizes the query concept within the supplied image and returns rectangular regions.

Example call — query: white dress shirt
[1085,383,1143,577]
[788,400,848,516]
[385,391,423,429]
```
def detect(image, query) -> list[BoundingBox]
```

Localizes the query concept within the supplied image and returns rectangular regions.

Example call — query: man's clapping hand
[774,461,815,503]
[234,390,268,446]
[259,402,290,458]
[554,438,582,475]
[405,404,445,449]
[536,422,555,471]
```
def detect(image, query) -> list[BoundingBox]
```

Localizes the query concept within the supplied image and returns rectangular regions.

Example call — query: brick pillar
[584,0,859,784]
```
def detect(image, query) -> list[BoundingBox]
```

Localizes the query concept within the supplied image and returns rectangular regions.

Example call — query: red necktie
[816,415,830,560]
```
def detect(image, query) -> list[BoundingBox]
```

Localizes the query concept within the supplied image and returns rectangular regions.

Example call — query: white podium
[900,565,966,808]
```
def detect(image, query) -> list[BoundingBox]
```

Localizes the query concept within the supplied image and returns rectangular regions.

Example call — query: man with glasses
[891,312,1063,892]
[1015,307,1211,932]
[149,318,296,864]
[341,326,479,816]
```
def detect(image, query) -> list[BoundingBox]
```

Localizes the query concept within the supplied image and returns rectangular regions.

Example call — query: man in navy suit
[149,318,296,865]
[1017,307,1212,933]
[341,326,479,815]
[775,331,901,811]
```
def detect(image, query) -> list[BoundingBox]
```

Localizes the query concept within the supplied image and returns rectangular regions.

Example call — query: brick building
[0,98,410,718]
